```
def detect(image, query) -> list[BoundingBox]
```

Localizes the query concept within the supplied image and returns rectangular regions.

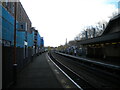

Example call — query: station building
[77,14,120,61]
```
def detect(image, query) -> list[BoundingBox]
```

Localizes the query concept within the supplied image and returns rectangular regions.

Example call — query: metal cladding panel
[37,33,41,47]
[16,31,25,48]
[27,32,34,47]
[2,19,14,44]
[41,37,44,46]
[2,6,14,45]
[16,21,30,48]
[0,17,2,39]
[16,21,19,30]
[0,5,2,17]
[0,17,2,26]
[2,5,14,25]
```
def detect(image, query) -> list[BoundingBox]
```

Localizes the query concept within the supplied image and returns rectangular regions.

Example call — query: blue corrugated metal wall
[41,37,44,46]
[0,17,2,39]
[37,33,41,47]
[27,32,34,47]
[16,21,26,48]
[1,5,14,45]
[0,5,2,17]
[16,31,25,48]
[0,5,2,39]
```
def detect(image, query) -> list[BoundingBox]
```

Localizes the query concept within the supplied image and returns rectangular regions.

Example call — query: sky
[20,0,119,47]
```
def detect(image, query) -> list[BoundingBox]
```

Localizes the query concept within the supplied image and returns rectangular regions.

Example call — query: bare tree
[74,18,109,41]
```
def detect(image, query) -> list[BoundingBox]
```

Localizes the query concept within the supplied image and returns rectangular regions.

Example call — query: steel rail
[48,52,96,89]
[55,52,120,71]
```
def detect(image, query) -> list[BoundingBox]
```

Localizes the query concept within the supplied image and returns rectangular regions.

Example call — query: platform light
[112,42,117,45]
[89,45,91,47]
[96,44,99,46]
[105,43,110,45]
[101,44,104,46]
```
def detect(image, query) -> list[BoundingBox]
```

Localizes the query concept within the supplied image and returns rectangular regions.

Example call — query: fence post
[13,1,17,84]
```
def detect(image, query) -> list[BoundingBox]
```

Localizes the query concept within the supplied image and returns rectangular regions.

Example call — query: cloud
[20,0,117,47]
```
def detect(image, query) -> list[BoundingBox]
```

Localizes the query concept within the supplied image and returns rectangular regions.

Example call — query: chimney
[103,24,105,30]
[85,31,88,39]
[93,28,96,38]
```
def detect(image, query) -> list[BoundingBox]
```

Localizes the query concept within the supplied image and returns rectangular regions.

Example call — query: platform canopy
[77,14,120,45]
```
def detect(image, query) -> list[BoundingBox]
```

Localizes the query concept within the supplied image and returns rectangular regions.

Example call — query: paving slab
[12,53,63,88]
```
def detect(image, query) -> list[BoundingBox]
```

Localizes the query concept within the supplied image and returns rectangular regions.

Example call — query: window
[5,0,8,6]
[21,25,24,29]
[12,3,14,14]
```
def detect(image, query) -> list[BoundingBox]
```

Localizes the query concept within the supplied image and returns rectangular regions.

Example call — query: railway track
[56,51,120,76]
[48,51,120,89]
[48,51,96,89]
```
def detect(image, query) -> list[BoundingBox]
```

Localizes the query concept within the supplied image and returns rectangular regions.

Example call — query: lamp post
[13,1,17,84]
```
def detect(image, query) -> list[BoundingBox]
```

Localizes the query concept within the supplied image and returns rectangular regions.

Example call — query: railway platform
[51,51,120,89]
[56,52,120,68]
[10,52,77,89]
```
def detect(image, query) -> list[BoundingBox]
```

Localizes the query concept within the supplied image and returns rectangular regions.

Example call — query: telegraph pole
[13,1,17,84]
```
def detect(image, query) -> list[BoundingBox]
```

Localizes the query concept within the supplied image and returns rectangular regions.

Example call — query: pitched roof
[77,14,120,45]
[102,14,120,35]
